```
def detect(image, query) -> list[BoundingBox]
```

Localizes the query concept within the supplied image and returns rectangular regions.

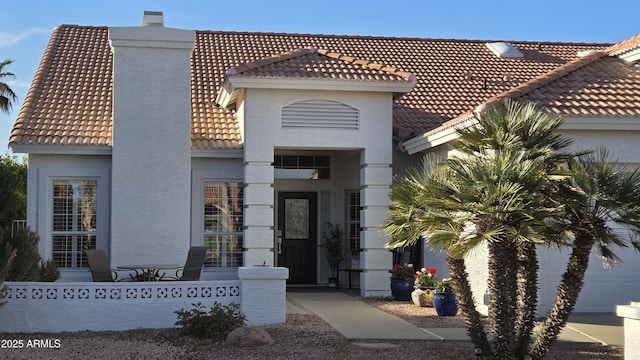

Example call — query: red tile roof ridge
[606,33,640,55]
[226,46,415,81]
[194,29,611,47]
[315,48,415,81]
[425,50,609,136]
[226,46,317,75]
[483,50,608,107]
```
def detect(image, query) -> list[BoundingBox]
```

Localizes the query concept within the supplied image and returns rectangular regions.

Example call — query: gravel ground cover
[0,294,623,359]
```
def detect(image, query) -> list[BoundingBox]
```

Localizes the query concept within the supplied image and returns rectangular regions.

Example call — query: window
[273,155,330,179]
[203,182,244,268]
[52,179,97,268]
[345,190,361,253]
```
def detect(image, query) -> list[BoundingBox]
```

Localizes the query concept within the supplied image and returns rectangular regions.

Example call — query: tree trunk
[447,254,491,354]
[487,237,518,359]
[530,230,595,359]
[514,241,539,358]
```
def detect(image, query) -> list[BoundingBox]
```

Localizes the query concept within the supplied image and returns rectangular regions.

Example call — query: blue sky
[2,0,639,154]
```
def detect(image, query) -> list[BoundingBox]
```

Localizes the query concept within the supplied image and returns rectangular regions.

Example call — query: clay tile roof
[434,41,640,133]
[10,25,113,147]
[11,27,617,150]
[605,33,640,55]
[226,47,415,82]
[517,54,640,117]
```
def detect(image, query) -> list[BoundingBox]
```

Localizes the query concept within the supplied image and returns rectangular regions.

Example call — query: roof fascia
[401,115,640,155]
[191,148,244,158]
[401,114,474,154]
[559,116,640,131]
[9,144,113,156]
[217,76,416,110]
[620,50,640,63]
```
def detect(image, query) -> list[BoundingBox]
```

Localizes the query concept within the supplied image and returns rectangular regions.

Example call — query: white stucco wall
[26,155,112,281]
[108,25,195,266]
[241,88,394,295]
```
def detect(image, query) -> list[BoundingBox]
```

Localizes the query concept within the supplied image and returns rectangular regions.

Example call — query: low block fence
[0,266,288,333]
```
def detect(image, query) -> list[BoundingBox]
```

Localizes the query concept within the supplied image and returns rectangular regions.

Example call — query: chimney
[108,13,194,266]
[142,11,164,27]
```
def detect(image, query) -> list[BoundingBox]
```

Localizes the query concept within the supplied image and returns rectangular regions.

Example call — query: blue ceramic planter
[390,280,413,301]
[432,292,458,316]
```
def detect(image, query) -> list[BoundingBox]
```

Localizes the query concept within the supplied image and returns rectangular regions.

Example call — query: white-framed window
[345,190,361,253]
[203,181,244,268]
[51,179,97,268]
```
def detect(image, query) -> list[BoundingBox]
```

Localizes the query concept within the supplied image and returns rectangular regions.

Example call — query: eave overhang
[9,144,113,156]
[401,115,640,155]
[216,76,416,110]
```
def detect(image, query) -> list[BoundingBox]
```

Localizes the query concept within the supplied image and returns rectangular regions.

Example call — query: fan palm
[384,99,574,358]
[530,148,640,359]
[0,59,18,114]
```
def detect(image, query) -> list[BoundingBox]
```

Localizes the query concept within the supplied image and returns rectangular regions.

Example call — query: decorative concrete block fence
[617,301,640,360]
[0,266,288,333]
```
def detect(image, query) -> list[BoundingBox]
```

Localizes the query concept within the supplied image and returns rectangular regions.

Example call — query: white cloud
[6,79,31,89]
[0,28,51,47]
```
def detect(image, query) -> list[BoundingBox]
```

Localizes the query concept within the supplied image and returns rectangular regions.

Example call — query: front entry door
[277,192,317,284]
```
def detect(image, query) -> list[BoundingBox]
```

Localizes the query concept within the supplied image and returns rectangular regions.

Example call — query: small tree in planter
[321,223,345,286]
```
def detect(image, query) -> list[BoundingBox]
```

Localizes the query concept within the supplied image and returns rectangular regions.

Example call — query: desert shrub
[0,248,16,308]
[175,302,246,341]
[0,227,60,282]
[39,259,60,282]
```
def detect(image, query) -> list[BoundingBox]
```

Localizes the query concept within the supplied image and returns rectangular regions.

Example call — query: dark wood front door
[277,192,317,284]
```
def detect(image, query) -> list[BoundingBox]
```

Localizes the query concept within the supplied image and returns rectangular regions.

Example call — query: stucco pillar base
[359,269,392,297]
[239,266,289,326]
[617,301,640,360]
[244,249,275,267]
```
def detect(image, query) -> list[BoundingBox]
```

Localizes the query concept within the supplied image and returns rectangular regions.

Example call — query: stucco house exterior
[6,11,640,329]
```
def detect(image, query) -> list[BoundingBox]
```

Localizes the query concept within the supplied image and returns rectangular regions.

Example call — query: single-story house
[6,11,640,329]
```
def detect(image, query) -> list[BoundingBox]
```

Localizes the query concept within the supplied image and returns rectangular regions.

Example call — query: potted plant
[432,278,458,316]
[412,266,437,306]
[389,263,415,300]
[322,223,345,287]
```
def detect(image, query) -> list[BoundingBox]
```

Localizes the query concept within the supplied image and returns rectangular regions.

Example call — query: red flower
[428,267,437,275]
[393,264,402,270]
[415,273,422,279]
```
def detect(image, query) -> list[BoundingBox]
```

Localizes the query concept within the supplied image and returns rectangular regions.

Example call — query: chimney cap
[142,11,164,27]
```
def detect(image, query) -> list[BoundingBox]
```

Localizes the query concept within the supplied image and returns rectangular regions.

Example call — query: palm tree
[530,148,640,359]
[0,59,18,114]
[384,99,574,358]
[385,157,493,353]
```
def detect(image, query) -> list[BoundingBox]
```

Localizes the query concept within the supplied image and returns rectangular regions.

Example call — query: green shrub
[175,302,246,341]
[0,227,60,282]
[39,259,60,282]
[0,249,16,308]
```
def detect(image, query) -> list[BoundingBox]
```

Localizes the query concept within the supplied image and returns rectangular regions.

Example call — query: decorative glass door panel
[278,192,317,284]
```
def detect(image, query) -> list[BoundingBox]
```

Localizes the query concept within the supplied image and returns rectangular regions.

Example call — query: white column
[359,149,393,297]
[243,149,275,266]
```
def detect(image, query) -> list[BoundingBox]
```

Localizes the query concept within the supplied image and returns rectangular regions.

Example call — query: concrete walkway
[286,288,624,349]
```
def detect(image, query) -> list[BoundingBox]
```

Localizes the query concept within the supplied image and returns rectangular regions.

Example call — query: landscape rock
[225,326,274,347]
